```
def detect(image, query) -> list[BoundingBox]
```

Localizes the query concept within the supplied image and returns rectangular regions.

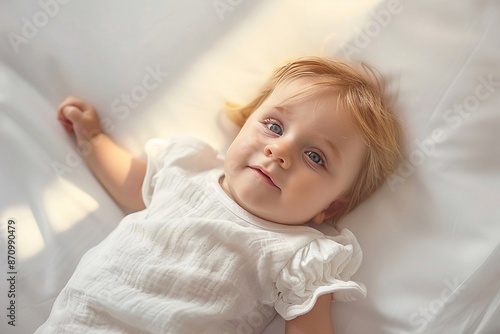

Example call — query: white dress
[36,135,367,334]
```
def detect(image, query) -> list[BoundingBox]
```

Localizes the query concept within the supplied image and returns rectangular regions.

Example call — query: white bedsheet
[1,0,499,333]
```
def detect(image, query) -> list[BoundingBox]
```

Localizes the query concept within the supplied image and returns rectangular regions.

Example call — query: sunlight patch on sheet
[1,204,44,260]
[43,178,99,233]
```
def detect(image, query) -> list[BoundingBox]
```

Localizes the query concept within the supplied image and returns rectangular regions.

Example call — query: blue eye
[265,119,283,135]
[306,151,324,165]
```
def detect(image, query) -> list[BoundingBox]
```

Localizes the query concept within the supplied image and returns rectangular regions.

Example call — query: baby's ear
[311,197,349,225]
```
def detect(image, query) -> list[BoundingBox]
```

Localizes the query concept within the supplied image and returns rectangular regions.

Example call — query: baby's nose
[264,142,293,169]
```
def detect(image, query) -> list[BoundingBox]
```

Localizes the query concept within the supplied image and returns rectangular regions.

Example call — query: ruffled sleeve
[274,229,367,320]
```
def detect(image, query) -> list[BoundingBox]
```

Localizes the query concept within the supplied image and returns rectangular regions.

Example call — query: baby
[37,57,401,334]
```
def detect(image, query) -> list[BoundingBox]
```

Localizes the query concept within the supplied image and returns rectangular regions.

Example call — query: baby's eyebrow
[274,105,291,115]
[322,137,342,163]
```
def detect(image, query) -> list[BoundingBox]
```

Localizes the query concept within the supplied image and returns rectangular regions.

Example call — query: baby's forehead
[269,78,339,107]
[265,78,366,141]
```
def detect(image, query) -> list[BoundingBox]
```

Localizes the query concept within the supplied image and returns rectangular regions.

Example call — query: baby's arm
[57,96,146,212]
[285,294,335,334]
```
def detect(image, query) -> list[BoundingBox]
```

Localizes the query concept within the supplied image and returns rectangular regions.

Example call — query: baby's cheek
[290,180,332,210]
[240,133,260,153]
[224,161,239,178]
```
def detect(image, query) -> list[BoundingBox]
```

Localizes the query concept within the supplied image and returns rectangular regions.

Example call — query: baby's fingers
[57,104,82,133]
[58,117,74,133]
[57,107,74,133]
[61,105,84,124]
[57,96,92,113]
[57,96,96,133]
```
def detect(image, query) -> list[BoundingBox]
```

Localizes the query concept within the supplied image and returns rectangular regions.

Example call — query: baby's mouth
[250,166,279,189]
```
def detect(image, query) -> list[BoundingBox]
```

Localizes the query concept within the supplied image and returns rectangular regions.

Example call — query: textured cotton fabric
[36,135,366,334]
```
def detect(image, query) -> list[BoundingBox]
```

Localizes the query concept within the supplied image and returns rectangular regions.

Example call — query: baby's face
[221,79,366,225]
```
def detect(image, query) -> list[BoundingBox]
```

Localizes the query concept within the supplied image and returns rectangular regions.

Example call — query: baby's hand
[57,96,102,144]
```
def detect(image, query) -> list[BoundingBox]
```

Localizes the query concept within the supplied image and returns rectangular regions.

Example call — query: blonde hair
[225,56,402,228]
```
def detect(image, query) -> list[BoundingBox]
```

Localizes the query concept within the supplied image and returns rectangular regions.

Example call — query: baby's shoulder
[146,135,223,174]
